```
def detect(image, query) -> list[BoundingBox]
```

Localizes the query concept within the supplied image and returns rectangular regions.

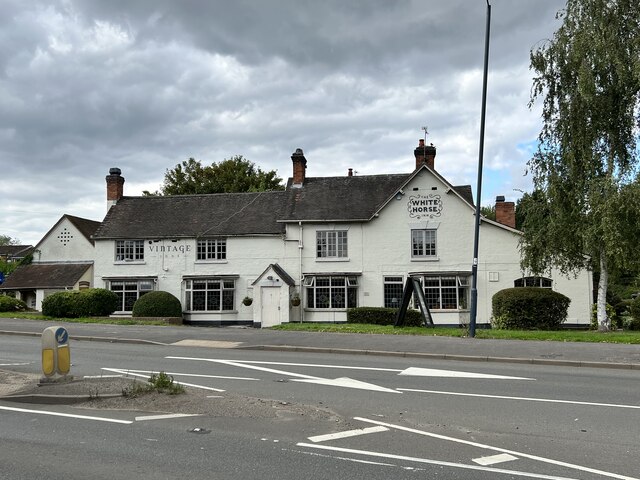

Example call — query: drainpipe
[299,221,304,323]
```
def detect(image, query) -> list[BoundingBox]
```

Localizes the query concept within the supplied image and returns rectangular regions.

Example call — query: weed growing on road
[122,372,185,397]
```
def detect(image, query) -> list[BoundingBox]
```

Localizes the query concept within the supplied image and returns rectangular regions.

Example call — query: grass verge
[0,312,170,326]
[270,322,640,344]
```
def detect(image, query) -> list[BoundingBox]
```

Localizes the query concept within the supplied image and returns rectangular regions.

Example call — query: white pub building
[89,141,592,327]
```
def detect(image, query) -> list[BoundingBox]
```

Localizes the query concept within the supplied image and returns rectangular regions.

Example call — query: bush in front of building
[132,291,183,318]
[74,288,119,317]
[41,288,118,318]
[0,295,28,312]
[42,291,80,318]
[347,307,424,327]
[627,296,640,330]
[492,287,570,330]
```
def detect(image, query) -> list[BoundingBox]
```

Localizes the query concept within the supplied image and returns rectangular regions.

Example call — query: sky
[1,0,566,246]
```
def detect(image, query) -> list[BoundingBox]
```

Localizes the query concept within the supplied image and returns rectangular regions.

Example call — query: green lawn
[0,311,169,326]
[271,322,640,344]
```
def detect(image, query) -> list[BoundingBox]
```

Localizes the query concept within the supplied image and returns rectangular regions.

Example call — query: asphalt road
[1,335,639,479]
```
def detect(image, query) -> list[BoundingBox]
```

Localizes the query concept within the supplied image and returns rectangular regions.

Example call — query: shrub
[42,291,81,318]
[628,296,640,330]
[492,287,570,330]
[132,291,182,318]
[0,295,28,312]
[41,288,118,318]
[590,303,619,330]
[74,289,119,317]
[347,307,425,327]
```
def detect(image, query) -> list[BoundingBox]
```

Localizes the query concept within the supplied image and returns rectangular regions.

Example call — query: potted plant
[242,296,253,306]
[290,293,301,307]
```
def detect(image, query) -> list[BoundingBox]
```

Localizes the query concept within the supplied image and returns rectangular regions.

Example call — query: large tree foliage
[522,0,640,330]
[145,156,284,195]
[0,235,19,246]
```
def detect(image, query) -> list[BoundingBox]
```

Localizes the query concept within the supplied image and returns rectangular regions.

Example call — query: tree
[0,235,19,246]
[480,205,496,221]
[522,0,640,331]
[144,156,284,196]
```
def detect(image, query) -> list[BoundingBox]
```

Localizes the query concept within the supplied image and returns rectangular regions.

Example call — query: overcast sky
[1,0,565,246]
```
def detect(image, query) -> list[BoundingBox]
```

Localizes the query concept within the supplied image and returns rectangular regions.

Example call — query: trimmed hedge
[0,295,28,312]
[132,291,183,318]
[42,288,118,318]
[347,307,425,327]
[492,287,570,330]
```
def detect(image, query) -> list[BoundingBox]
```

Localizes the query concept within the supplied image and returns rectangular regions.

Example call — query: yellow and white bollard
[42,326,71,378]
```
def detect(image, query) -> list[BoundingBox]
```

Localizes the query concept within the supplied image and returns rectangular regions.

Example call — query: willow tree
[522,0,640,331]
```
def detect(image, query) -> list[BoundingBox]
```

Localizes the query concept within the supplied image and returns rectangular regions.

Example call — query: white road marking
[166,357,321,379]
[0,362,30,366]
[297,443,579,480]
[104,368,258,381]
[167,357,399,393]
[355,417,640,480]
[292,377,401,393]
[219,359,400,373]
[308,426,389,443]
[84,375,124,379]
[288,448,397,467]
[0,405,132,424]
[102,368,225,392]
[399,367,533,380]
[135,413,200,421]
[398,388,640,410]
[474,453,519,466]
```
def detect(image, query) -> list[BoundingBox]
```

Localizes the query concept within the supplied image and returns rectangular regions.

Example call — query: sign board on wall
[407,194,442,219]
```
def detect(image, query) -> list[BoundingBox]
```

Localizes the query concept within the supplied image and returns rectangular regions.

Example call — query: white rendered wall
[35,218,95,263]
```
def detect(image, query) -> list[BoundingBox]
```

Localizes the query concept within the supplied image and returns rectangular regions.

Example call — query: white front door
[261,287,281,328]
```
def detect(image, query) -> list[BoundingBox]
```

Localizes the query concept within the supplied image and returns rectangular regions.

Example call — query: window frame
[304,275,358,310]
[383,276,404,308]
[411,229,437,259]
[108,279,155,312]
[415,274,469,310]
[316,230,348,259]
[196,238,227,261]
[514,276,553,288]
[115,240,145,262]
[184,278,236,312]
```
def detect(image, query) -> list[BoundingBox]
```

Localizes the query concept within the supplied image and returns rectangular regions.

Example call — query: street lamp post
[469,0,491,338]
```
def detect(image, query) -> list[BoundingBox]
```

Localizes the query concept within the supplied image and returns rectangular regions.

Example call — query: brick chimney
[106,167,125,209]
[291,148,307,187]
[414,139,436,170]
[495,195,516,228]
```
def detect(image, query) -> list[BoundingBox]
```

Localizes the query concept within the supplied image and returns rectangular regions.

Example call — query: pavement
[1,317,640,369]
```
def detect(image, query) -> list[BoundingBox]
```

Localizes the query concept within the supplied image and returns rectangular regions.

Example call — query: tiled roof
[279,173,474,222]
[93,191,287,239]
[280,174,410,221]
[0,245,33,258]
[66,215,102,244]
[0,263,91,290]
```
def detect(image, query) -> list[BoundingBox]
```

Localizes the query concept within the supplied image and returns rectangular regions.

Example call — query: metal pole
[469,0,491,338]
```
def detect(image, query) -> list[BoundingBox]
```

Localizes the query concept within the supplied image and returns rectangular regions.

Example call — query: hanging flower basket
[291,295,301,307]
[242,296,253,306]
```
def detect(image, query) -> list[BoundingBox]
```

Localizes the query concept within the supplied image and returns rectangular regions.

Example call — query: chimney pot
[495,195,516,229]
[291,148,307,186]
[414,140,436,170]
[348,168,353,177]
[106,167,125,209]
